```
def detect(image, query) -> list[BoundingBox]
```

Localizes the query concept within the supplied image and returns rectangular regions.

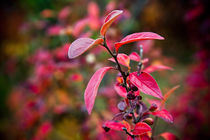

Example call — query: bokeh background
[0,0,209,140]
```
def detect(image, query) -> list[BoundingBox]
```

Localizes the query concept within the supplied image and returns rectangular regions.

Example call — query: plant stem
[137,45,143,76]
[122,128,135,138]
[137,62,142,75]
[131,111,137,124]
[102,37,129,92]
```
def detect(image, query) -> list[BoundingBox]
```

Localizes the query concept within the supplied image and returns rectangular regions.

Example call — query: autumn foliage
[68,10,178,140]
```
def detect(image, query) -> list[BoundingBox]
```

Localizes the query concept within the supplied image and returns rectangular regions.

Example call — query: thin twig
[137,45,143,76]
[122,128,135,138]
[102,37,129,92]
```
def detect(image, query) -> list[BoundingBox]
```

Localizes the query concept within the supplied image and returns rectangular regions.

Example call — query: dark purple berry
[130,84,138,91]
[127,91,136,100]
[137,96,142,100]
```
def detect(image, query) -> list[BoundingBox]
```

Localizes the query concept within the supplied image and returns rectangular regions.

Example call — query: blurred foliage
[0,0,209,140]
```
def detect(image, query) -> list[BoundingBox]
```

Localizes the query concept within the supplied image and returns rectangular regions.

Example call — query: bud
[149,103,158,112]
[102,125,110,132]
[123,113,132,120]
[143,118,154,125]
[117,101,127,111]
[127,91,136,100]
[137,96,142,100]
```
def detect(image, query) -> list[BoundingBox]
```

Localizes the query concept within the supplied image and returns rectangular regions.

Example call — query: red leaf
[108,53,130,67]
[132,122,151,135]
[84,67,113,114]
[122,120,131,132]
[68,38,103,58]
[127,136,141,140]
[144,65,173,73]
[150,109,173,123]
[129,52,149,64]
[114,83,127,98]
[129,72,163,99]
[160,132,177,140]
[129,52,140,62]
[115,32,164,52]
[140,133,151,140]
[103,121,128,131]
[100,10,123,36]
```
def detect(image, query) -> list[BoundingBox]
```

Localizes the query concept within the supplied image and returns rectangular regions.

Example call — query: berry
[149,103,158,112]
[127,91,136,100]
[130,84,138,91]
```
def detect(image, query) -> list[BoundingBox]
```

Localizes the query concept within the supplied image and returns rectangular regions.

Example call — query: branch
[102,37,129,92]
[122,127,135,138]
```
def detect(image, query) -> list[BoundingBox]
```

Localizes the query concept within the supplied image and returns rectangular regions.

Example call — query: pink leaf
[142,58,149,64]
[68,38,103,59]
[129,52,149,64]
[84,67,113,114]
[100,10,123,36]
[58,6,71,21]
[144,65,173,73]
[108,53,130,67]
[129,72,163,99]
[150,109,173,123]
[160,132,177,140]
[115,32,164,52]
[114,83,127,98]
[103,121,128,131]
[129,52,140,62]
[72,18,89,37]
[47,25,63,36]
[132,122,151,135]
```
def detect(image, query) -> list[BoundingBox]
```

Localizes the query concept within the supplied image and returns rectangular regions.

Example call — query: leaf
[100,10,123,36]
[140,133,151,140]
[160,85,180,108]
[141,58,149,64]
[150,109,173,123]
[114,83,127,98]
[108,53,130,67]
[129,52,140,62]
[84,67,113,114]
[122,120,131,132]
[68,38,103,59]
[115,32,164,52]
[132,122,151,135]
[128,133,152,140]
[127,136,141,140]
[144,65,173,73]
[160,132,177,140]
[129,52,149,64]
[129,72,163,99]
[103,121,128,131]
